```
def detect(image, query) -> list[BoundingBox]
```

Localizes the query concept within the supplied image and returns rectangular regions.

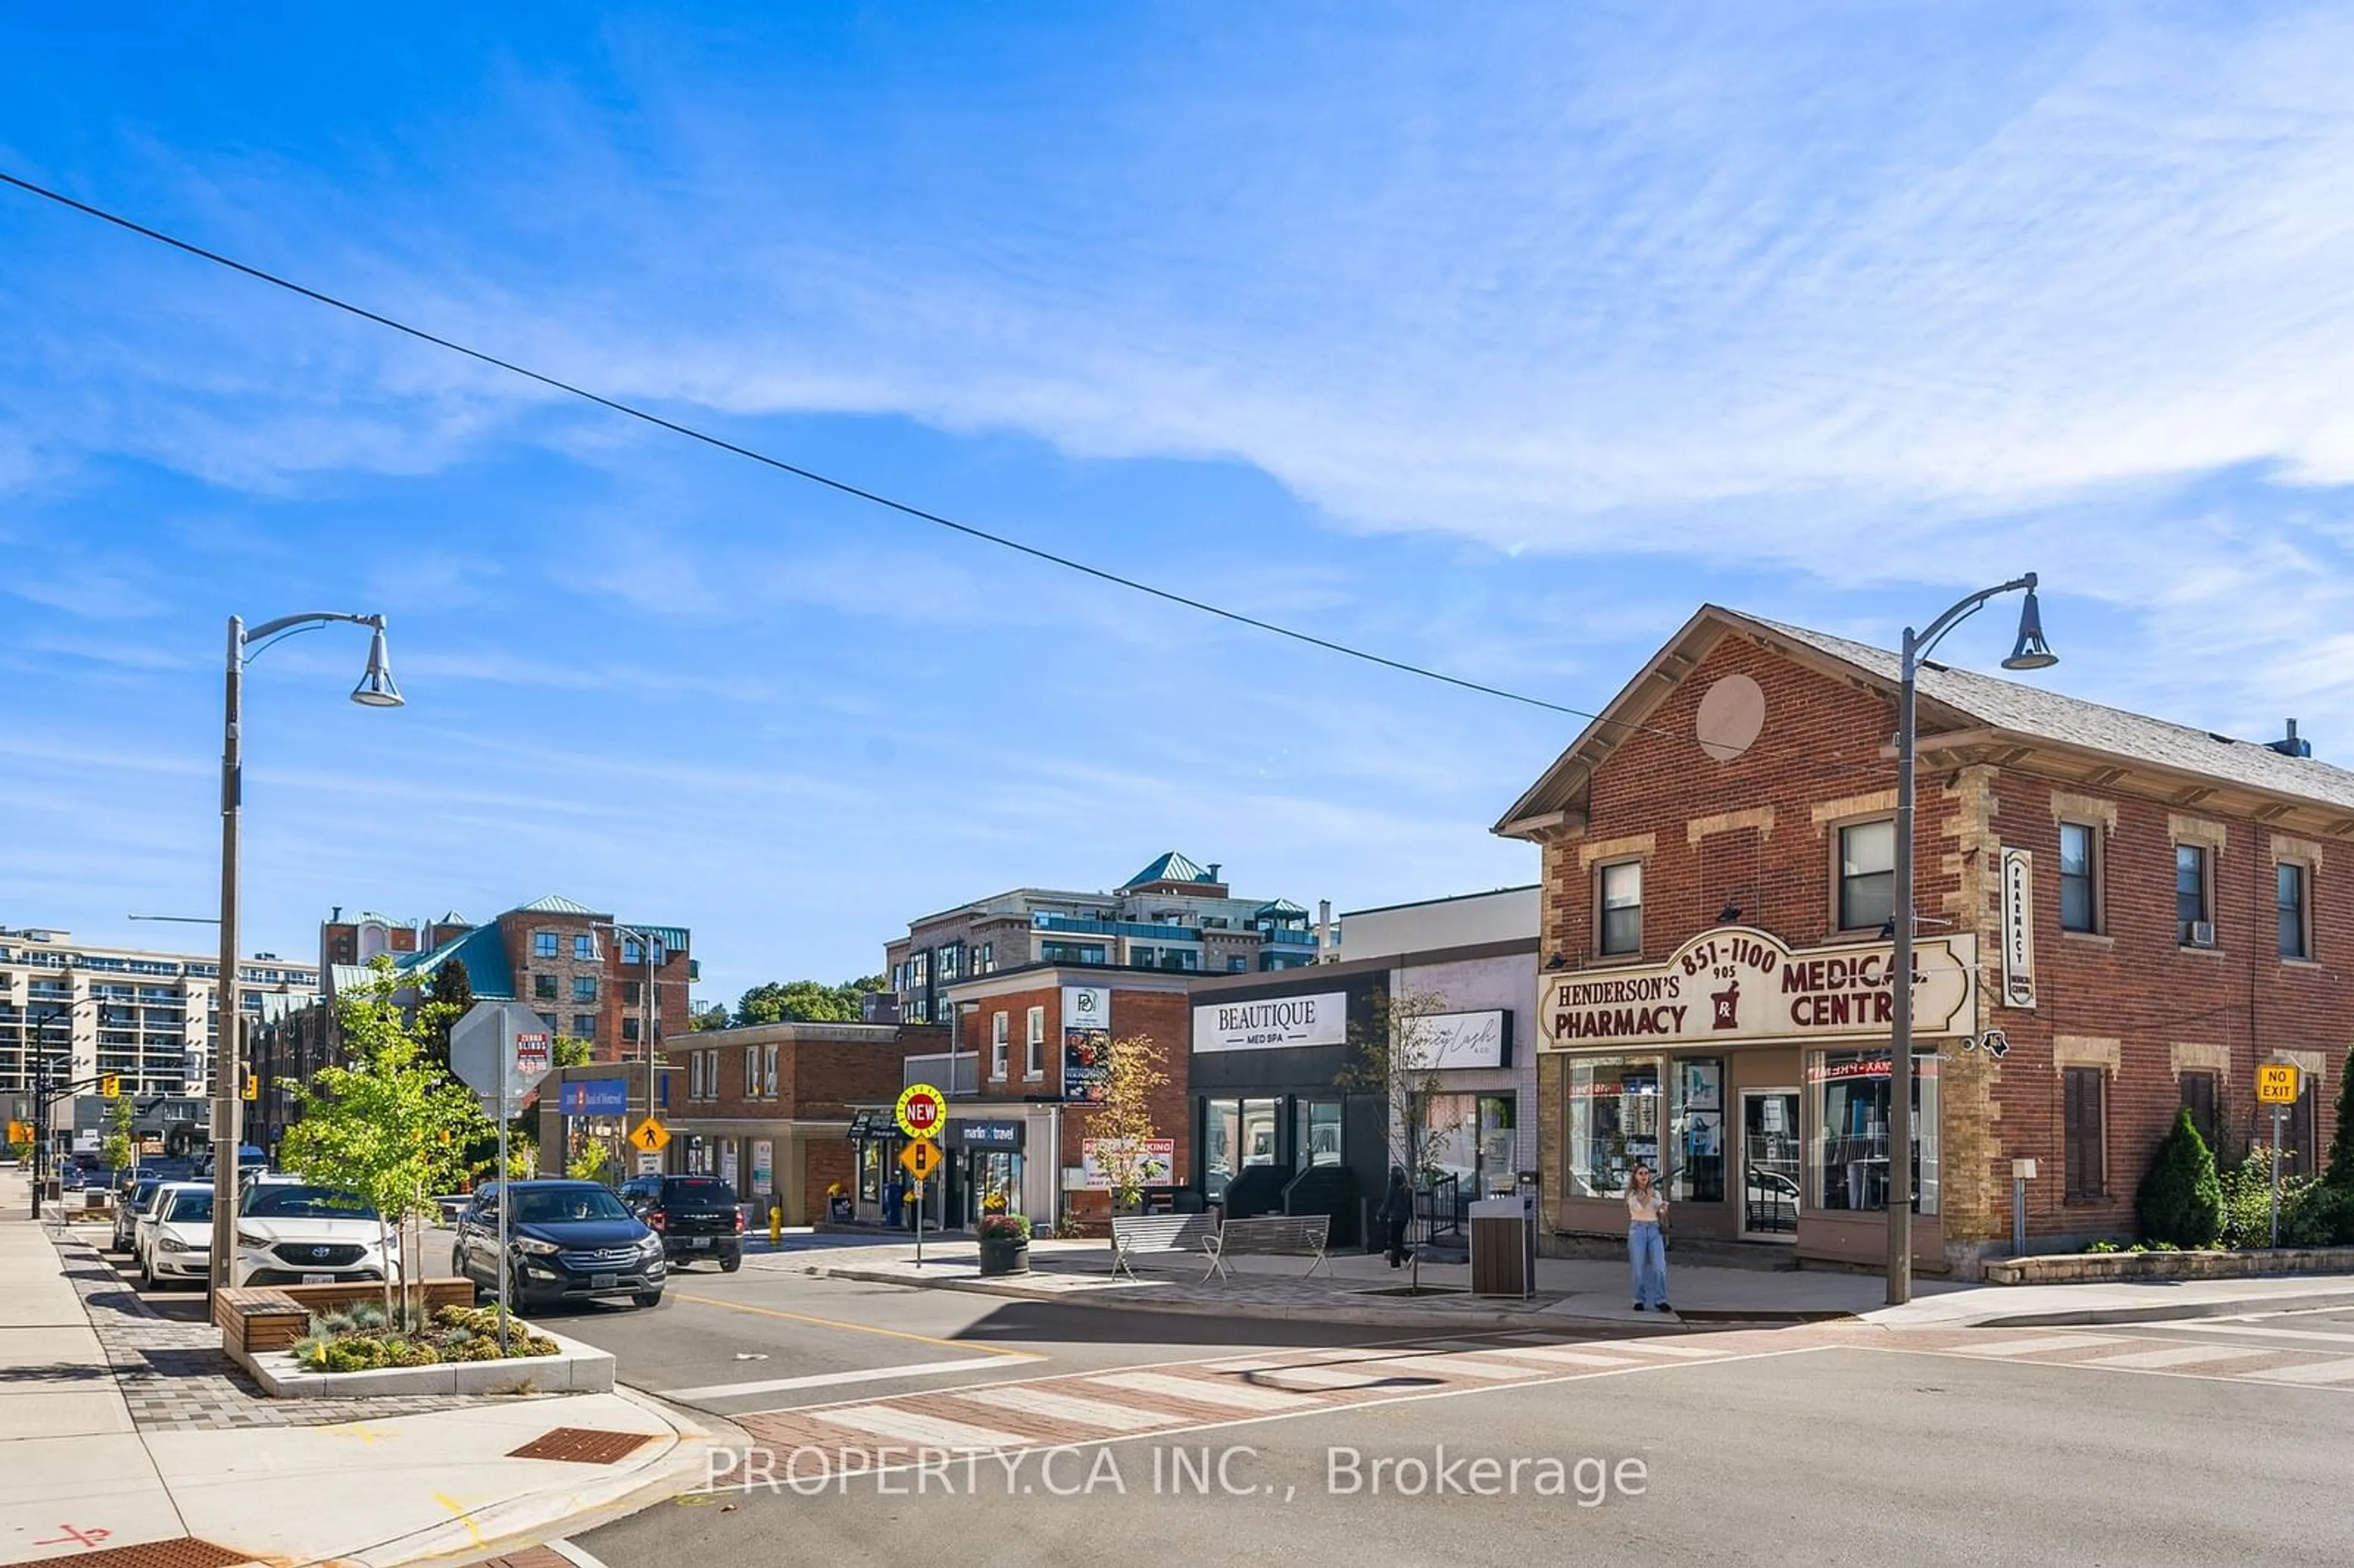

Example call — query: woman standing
[1377,1167,1414,1268]
[1627,1163,1671,1313]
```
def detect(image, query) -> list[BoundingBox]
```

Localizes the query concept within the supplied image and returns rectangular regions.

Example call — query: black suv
[451,1180,666,1310]
[620,1175,746,1271]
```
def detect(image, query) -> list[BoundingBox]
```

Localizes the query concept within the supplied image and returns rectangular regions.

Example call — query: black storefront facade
[1184,963,1395,1249]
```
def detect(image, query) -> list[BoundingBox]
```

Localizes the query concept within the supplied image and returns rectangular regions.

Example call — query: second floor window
[1027,1007,1046,1076]
[2058,822,2099,934]
[991,1012,1009,1078]
[2177,844,2212,945]
[1598,861,1642,955]
[2278,862,2309,959]
[1838,820,1895,933]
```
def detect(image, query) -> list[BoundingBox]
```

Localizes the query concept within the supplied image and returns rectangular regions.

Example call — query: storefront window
[1294,1100,1344,1168]
[1669,1058,1725,1203]
[858,1140,883,1202]
[1202,1097,1282,1199]
[1809,1050,1938,1215]
[1567,1057,1661,1197]
[1476,1097,1516,1195]
[1416,1094,1517,1196]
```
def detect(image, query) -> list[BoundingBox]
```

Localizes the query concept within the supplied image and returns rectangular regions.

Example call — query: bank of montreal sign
[1539,926,1978,1051]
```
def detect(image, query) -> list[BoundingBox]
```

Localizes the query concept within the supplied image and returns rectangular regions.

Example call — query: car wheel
[721,1253,742,1273]
[632,1291,664,1309]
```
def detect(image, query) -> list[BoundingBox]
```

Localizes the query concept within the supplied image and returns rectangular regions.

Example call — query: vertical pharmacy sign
[2000,848,2036,1010]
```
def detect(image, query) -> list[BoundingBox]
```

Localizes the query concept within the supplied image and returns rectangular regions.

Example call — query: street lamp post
[1886,575,2056,1306]
[210,612,402,1295]
[593,922,666,1163]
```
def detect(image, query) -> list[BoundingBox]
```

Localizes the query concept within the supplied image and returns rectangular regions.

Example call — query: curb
[771,1258,1805,1334]
[1962,1286,2354,1329]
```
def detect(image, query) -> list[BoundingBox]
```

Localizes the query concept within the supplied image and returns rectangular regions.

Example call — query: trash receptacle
[1468,1195,1534,1297]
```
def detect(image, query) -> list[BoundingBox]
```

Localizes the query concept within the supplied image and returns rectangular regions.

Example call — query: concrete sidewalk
[0,1168,718,1568]
[750,1230,2354,1332]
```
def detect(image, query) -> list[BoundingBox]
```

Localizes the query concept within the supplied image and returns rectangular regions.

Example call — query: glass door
[1741,1090,1801,1240]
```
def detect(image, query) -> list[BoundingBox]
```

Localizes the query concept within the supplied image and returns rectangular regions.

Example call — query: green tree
[1335,988,1455,1290]
[2326,1044,2354,1192]
[688,1004,731,1032]
[2136,1106,2224,1247]
[736,979,866,1026]
[280,957,489,1324]
[566,1134,611,1184]
[101,1092,135,1174]
[554,1037,594,1068]
[423,959,474,1073]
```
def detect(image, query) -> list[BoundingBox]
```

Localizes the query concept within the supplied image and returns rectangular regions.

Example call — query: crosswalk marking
[1374,1353,1545,1382]
[2246,1357,2354,1385]
[1205,1348,1400,1374]
[1953,1334,2119,1358]
[1470,1344,1639,1368]
[1603,1340,1733,1358]
[665,1355,1018,1402]
[1254,1363,1414,1391]
[813,1405,1034,1449]
[1089,1371,1320,1411]
[2085,1345,2263,1371]
[959,1385,1180,1431]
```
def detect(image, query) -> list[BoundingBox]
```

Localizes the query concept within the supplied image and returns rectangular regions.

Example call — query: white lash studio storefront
[1541,926,1977,1268]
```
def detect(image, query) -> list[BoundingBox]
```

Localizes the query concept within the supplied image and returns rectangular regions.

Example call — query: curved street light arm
[243,610,384,647]
[1909,573,2038,667]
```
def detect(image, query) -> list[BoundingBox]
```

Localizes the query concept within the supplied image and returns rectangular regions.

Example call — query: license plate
[689,1236,710,1247]
[591,1273,619,1290]
[301,1273,336,1285]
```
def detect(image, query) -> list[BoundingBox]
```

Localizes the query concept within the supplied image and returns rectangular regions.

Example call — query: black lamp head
[2003,584,2057,672]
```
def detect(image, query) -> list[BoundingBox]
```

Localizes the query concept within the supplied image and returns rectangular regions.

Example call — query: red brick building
[919,965,1194,1230]
[1497,606,2353,1276]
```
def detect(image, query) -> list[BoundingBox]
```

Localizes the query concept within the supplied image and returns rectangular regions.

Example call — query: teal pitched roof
[1121,852,1219,889]
[1254,899,1308,916]
[517,894,605,916]
[392,923,516,1000]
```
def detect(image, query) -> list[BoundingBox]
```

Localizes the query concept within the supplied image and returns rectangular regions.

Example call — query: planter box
[214,1278,476,1355]
[1984,1246,2354,1285]
[977,1239,1030,1277]
[225,1322,616,1398]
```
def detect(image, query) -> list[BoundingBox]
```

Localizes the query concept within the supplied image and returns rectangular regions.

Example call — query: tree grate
[18,1538,254,1568]
[506,1425,658,1464]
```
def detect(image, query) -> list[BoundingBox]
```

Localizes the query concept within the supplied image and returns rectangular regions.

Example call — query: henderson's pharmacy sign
[1539,926,1977,1050]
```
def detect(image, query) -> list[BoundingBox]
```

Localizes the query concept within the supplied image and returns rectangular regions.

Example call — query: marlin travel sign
[1539,926,1978,1051]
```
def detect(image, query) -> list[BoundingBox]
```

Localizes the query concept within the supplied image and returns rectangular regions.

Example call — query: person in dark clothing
[1377,1168,1414,1268]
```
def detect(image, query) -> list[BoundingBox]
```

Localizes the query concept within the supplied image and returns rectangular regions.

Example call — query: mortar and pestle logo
[1711,980,1740,1030]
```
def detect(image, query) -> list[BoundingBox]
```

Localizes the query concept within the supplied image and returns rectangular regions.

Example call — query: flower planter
[977,1236,1030,1276]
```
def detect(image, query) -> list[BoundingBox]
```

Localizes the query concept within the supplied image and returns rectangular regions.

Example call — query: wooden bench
[213,1279,479,1355]
[1108,1213,1222,1281]
[1205,1214,1331,1282]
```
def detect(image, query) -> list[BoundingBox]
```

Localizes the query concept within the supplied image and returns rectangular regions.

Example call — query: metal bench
[1108,1213,1222,1281]
[1204,1214,1332,1282]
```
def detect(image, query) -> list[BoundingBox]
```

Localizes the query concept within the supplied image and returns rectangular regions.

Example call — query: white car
[234,1184,398,1287]
[139,1183,216,1288]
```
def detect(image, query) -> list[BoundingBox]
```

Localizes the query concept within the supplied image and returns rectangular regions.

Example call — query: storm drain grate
[507,1425,659,1464]
[20,1538,253,1568]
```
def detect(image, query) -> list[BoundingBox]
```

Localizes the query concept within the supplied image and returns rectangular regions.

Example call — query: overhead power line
[1,169,1607,724]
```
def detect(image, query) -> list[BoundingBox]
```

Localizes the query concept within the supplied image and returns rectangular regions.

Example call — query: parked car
[112,1178,164,1253]
[451,1180,665,1310]
[138,1183,215,1288]
[619,1174,746,1272]
[234,1184,394,1287]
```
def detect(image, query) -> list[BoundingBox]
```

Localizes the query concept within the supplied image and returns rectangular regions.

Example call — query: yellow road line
[668,1291,1036,1358]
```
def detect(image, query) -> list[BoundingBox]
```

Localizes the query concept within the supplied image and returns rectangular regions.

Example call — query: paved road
[549,1282,2354,1568]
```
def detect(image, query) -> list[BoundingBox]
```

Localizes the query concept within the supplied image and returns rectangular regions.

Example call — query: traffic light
[101,1074,120,1100]
[242,1073,258,1102]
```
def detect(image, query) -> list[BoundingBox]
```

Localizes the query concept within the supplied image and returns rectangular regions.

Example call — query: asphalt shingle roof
[1755,616,2354,814]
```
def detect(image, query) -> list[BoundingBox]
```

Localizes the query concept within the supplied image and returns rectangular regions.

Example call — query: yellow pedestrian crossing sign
[628,1117,671,1154]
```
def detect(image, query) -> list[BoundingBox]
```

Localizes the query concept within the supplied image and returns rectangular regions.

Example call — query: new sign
[1398,1010,1511,1071]
[2000,847,2036,1010]
[1539,927,1978,1051]
[1192,991,1349,1054]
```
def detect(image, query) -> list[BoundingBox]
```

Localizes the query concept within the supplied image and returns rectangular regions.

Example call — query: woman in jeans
[1626,1163,1670,1313]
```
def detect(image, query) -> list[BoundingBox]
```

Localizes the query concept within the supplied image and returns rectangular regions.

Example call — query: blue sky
[6,6,2354,1008]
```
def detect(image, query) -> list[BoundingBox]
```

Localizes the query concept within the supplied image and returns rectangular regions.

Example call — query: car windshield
[163,1192,213,1224]
[510,1187,633,1225]
[242,1186,377,1220]
[663,1179,735,1205]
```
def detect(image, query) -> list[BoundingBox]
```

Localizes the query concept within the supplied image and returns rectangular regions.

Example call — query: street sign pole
[914,1176,924,1269]
[497,1064,510,1355]
[2269,1102,2284,1250]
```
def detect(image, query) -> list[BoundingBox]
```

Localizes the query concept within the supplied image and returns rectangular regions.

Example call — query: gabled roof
[1122,852,1219,889]
[403,923,516,1000]
[1496,604,2354,840]
[516,894,606,917]
[1254,899,1308,916]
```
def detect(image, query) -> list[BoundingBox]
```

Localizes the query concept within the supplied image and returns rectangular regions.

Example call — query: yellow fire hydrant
[769,1203,782,1247]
